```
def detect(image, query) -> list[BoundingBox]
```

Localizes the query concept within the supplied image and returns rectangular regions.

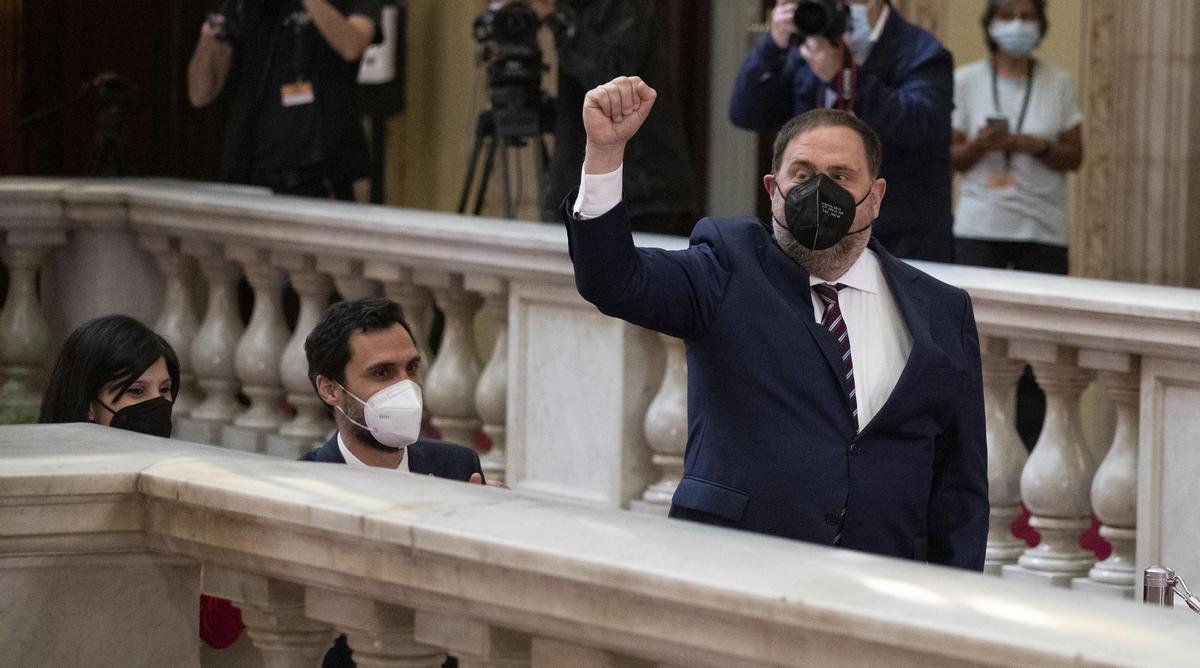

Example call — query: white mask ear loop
[335,382,371,431]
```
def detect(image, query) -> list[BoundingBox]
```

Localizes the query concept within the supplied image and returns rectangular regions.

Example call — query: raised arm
[567,77,728,340]
[303,0,376,62]
[186,16,233,108]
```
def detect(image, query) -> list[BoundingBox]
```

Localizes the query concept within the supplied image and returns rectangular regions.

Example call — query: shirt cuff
[572,164,623,220]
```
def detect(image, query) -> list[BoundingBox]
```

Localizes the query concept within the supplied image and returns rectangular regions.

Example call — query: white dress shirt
[337,431,410,472]
[574,166,913,431]
[810,250,912,431]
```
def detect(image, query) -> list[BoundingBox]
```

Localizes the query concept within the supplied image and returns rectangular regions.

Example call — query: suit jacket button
[849,442,860,455]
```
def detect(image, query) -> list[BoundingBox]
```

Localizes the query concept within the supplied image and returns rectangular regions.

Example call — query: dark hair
[771,108,883,179]
[39,315,180,423]
[305,298,414,390]
[982,0,1048,53]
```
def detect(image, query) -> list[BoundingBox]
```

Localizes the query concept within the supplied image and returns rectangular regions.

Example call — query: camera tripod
[458,107,552,219]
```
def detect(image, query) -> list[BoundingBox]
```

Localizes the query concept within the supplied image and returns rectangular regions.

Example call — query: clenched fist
[582,76,656,174]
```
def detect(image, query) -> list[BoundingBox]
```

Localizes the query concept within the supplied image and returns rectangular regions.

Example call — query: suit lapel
[857,239,932,436]
[320,435,346,464]
[758,235,853,416]
[406,441,428,475]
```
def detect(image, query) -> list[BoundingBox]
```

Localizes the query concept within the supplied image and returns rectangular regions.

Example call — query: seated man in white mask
[301,297,485,481]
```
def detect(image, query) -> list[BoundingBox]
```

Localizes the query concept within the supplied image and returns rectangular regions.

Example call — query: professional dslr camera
[790,0,850,46]
[208,0,302,42]
[473,1,548,140]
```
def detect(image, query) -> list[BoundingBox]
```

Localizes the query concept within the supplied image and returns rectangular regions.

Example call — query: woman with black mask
[39,315,179,438]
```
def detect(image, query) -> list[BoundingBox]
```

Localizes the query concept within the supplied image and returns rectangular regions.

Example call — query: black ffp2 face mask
[101,396,174,439]
[774,174,873,251]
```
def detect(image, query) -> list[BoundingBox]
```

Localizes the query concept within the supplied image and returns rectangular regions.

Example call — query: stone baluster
[204,568,334,668]
[267,252,332,459]
[468,277,508,482]
[1073,352,1140,598]
[630,334,687,515]
[0,232,64,422]
[424,274,483,447]
[319,257,381,302]
[223,247,290,453]
[372,265,437,372]
[1001,343,1098,587]
[415,611,529,668]
[177,241,244,444]
[307,588,445,668]
[139,234,201,417]
[980,338,1029,575]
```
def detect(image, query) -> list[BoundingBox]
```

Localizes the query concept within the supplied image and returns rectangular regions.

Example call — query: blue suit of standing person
[299,297,484,667]
[566,76,987,569]
[730,0,954,263]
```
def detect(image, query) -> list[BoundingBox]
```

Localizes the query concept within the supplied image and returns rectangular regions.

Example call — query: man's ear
[870,177,887,218]
[763,173,776,197]
[315,375,340,408]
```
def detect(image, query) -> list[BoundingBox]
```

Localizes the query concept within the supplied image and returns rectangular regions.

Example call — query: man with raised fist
[563,76,987,571]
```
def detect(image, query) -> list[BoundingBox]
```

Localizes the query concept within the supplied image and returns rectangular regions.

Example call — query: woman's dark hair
[982,0,1048,53]
[38,315,180,423]
[305,298,414,389]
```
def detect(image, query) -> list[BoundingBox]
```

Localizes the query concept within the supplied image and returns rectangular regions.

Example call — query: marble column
[307,588,445,668]
[319,257,381,302]
[1076,0,1200,286]
[980,338,1029,575]
[424,274,483,447]
[415,611,529,668]
[1073,352,1140,598]
[267,252,333,459]
[224,248,290,453]
[375,265,437,372]
[1002,343,1098,587]
[177,241,244,445]
[630,334,687,516]
[139,234,202,417]
[0,234,63,422]
[205,569,334,668]
[471,279,509,482]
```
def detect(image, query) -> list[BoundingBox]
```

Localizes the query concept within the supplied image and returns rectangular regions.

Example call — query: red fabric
[1010,504,1111,560]
[199,594,245,649]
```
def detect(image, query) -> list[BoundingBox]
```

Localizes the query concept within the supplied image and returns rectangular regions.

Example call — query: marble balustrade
[2,179,1199,604]
[2,423,1198,667]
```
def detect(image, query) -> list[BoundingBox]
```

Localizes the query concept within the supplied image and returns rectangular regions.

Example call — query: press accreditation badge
[281,81,315,107]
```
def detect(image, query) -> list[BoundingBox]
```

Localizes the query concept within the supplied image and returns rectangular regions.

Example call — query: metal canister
[1144,566,1176,607]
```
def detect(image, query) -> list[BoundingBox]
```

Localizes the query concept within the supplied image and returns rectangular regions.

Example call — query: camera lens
[794,3,833,37]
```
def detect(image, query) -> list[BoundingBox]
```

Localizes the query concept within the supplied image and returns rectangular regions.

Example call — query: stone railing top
[3,423,1196,667]
[2,177,1199,358]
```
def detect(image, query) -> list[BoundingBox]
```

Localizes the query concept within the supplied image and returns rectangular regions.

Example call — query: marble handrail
[1,423,1197,667]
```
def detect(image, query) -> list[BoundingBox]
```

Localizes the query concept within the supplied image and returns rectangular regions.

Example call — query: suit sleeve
[729,34,816,131]
[565,198,729,341]
[927,291,989,570]
[853,43,954,151]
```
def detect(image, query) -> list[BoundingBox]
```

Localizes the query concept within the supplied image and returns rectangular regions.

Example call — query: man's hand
[799,36,845,83]
[1004,133,1050,155]
[770,2,797,49]
[973,124,1009,153]
[581,76,656,174]
[200,14,226,43]
[468,473,510,489]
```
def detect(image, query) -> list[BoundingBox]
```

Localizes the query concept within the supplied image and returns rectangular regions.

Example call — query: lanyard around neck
[991,58,1036,170]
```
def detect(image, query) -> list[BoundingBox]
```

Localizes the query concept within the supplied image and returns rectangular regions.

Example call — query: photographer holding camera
[487,0,696,234]
[187,0,380,199]
[730,0,955,263]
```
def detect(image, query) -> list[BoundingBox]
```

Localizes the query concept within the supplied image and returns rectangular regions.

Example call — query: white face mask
[989,19,1041,57]
[337,379,423,448]
[847,2,874,62]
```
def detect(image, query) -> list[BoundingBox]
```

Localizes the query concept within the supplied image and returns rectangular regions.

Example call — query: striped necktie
[813,283,857,422]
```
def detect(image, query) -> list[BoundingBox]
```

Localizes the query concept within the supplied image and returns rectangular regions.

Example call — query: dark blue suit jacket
[567,201,987,570]
[300,434,484,482]
[730,9,954,263]
[300,433,482,668]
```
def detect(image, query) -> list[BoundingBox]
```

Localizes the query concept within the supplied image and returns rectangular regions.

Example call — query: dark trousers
[955,238,1069,450]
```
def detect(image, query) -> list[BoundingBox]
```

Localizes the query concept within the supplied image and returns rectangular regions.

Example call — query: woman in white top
[950,0,1083,275]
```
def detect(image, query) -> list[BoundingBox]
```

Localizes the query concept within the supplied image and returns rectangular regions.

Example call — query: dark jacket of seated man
[300,296,485,668]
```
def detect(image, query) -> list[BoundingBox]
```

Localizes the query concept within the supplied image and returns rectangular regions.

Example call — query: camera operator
[489,0,696,234]
[730,0,955,263]
[187,0,381,199]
